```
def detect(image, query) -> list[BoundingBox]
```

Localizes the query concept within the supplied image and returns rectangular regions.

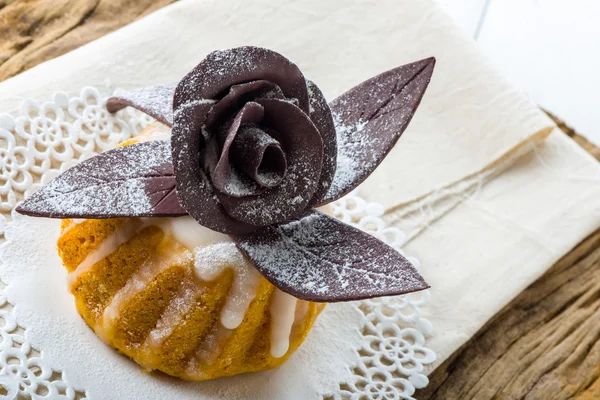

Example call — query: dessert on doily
[16,47,435,380]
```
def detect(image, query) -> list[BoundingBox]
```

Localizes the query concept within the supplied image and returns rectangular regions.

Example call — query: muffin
[57,123,325,380]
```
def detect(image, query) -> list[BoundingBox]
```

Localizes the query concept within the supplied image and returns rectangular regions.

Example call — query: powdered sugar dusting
[223,168,261,197]
[305,79,338,205]
[194,243,261,329]
[200,48,257,77]
[325,113,373,201]
[317,58,435,204]
[233,150,311,222]
[256,170,282,187]
[108,84,176,125]
[191,323,233,368]
[306,81,317,114]
[145,280,198,348]
[215,98,323,227]
[99,246,191,341]
[173,99,217,118]
[236,210,428,302]
[191,241,309,356]
[176,48,259,103]
[18,141,176,218]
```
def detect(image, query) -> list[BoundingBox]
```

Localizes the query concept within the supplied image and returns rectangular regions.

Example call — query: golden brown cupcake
[57,123,325,380]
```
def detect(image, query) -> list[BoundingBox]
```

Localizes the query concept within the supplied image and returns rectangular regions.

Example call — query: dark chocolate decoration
[174,47,310,115]
[106,84,176,126]
[215,98,324,226]
[306,80,337,206]
[205,80,284,127]
[171,48,329,232]
[21,46,436,303]
[314,57,436,205]
[210,102,266,198]
[230,126,287,189]
[171,101,259,235]
[234,210,429,302]
[16,141,187,218]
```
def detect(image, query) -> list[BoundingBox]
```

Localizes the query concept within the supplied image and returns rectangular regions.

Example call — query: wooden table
[2,1,599,398]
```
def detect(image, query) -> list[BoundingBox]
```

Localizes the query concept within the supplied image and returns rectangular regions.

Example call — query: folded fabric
[405,131,600,369]
[1,0,599,393]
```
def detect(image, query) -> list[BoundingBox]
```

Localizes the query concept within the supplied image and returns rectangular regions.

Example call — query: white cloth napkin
[1,0,599,392]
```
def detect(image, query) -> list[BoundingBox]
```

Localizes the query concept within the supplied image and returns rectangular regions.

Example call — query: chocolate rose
[170,47,337,234]
[17,46,436,302]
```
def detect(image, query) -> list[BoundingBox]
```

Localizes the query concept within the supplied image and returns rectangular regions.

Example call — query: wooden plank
[418,114,600,399]
[0,0,176,82]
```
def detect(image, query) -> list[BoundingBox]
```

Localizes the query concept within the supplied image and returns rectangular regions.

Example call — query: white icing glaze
[148,205,311,357]
[193,243,261,330]
[59,218,87,237]
[146,216,230,250]
[144,280,198,349]
[67,219,144,286]
[98,244,191,339]
[293,300,310,326]
[191,323,233,368]
[66,215,310,358]
[269,289,298,358]
[62,121,315,359]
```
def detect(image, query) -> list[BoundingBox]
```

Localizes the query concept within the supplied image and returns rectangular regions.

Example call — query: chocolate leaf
[106,84,176,126]
[16,141,187,218]
[234,210,429,302]
[315,57,436,205]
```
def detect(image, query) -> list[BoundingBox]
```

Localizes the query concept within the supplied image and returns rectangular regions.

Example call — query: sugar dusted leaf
[16,141,187,218]
[106,84,176,126]
[234,210,428,302]
[315,57,436,205]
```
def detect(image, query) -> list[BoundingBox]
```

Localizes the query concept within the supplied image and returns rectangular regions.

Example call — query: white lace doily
[0,87,435,399]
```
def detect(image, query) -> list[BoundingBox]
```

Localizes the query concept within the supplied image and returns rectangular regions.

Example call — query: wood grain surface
[0,0,176,81]
[2,2,599,399]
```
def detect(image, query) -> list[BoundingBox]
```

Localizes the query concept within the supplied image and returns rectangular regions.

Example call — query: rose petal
[216,98,323,226]
[205,80,285,127]
[172,98,216,143]
[173,47,309,114]
[211,102,267,197]
[171,100,259,234]
[306,80,337,206]
[106,84,176,126]
[230,126,287,188]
